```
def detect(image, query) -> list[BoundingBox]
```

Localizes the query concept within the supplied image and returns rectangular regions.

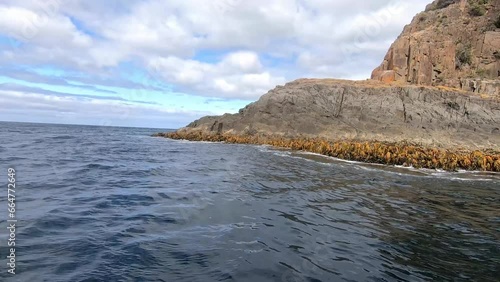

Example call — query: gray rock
[179,79,500,151]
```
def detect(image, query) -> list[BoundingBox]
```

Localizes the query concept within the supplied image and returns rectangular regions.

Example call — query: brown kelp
[153,131,500,172]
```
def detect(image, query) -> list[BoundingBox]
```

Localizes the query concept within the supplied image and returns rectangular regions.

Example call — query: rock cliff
[371,0,500,95]
[178,79,500,150]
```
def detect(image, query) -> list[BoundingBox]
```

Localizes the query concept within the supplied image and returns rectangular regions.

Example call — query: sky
[0,0,430,129]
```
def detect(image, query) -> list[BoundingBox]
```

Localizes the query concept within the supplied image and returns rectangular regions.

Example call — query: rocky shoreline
[154,131,500,172]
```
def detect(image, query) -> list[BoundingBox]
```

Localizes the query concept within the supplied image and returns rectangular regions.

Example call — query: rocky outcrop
[371,0,500,96]
[176,79,500,151]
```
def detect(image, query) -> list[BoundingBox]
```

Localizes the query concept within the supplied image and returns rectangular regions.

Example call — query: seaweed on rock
[154,132,500,172]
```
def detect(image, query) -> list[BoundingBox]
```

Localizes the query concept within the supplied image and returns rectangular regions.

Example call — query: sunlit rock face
[371,0,500,96]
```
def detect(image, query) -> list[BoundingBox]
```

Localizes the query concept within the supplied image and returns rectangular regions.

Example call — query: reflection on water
[0,122,498,281]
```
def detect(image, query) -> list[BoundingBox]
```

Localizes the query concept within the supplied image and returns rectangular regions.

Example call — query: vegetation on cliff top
[434,0,460,10]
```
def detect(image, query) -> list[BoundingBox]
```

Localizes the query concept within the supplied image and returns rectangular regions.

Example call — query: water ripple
[0,122,498,281]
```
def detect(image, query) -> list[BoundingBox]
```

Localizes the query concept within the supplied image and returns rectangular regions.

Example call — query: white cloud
[148,51,285,99]
[148,56,211,85]
[0,5,92,47]
[221,51,262,73]
[214,79,237,93]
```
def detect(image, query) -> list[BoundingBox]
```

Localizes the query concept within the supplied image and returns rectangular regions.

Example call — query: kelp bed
[154,131,500,172]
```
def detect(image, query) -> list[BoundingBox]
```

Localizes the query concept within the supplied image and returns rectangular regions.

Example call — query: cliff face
[371,0,500,95]
[181,79,500,150]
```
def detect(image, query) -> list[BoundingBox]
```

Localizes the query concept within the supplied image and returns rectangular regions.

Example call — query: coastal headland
[155,0,500,171]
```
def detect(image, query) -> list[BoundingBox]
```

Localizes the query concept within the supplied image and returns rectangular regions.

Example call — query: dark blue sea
[0,121,499,282]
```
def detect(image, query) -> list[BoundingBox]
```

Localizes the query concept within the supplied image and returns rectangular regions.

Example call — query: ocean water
[0,121,499,282]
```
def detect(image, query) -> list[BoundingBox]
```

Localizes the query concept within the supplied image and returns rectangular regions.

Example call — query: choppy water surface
[1,122,499,282]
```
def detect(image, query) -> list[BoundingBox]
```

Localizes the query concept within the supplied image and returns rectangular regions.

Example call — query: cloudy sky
[0,0,430,128]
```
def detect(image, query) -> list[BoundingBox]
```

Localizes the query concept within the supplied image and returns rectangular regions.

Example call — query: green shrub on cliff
[456,44,472,68]
[436,0,459,9]
[495,15,500,28]
[468,0,488,16]
[469,4,485,16]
